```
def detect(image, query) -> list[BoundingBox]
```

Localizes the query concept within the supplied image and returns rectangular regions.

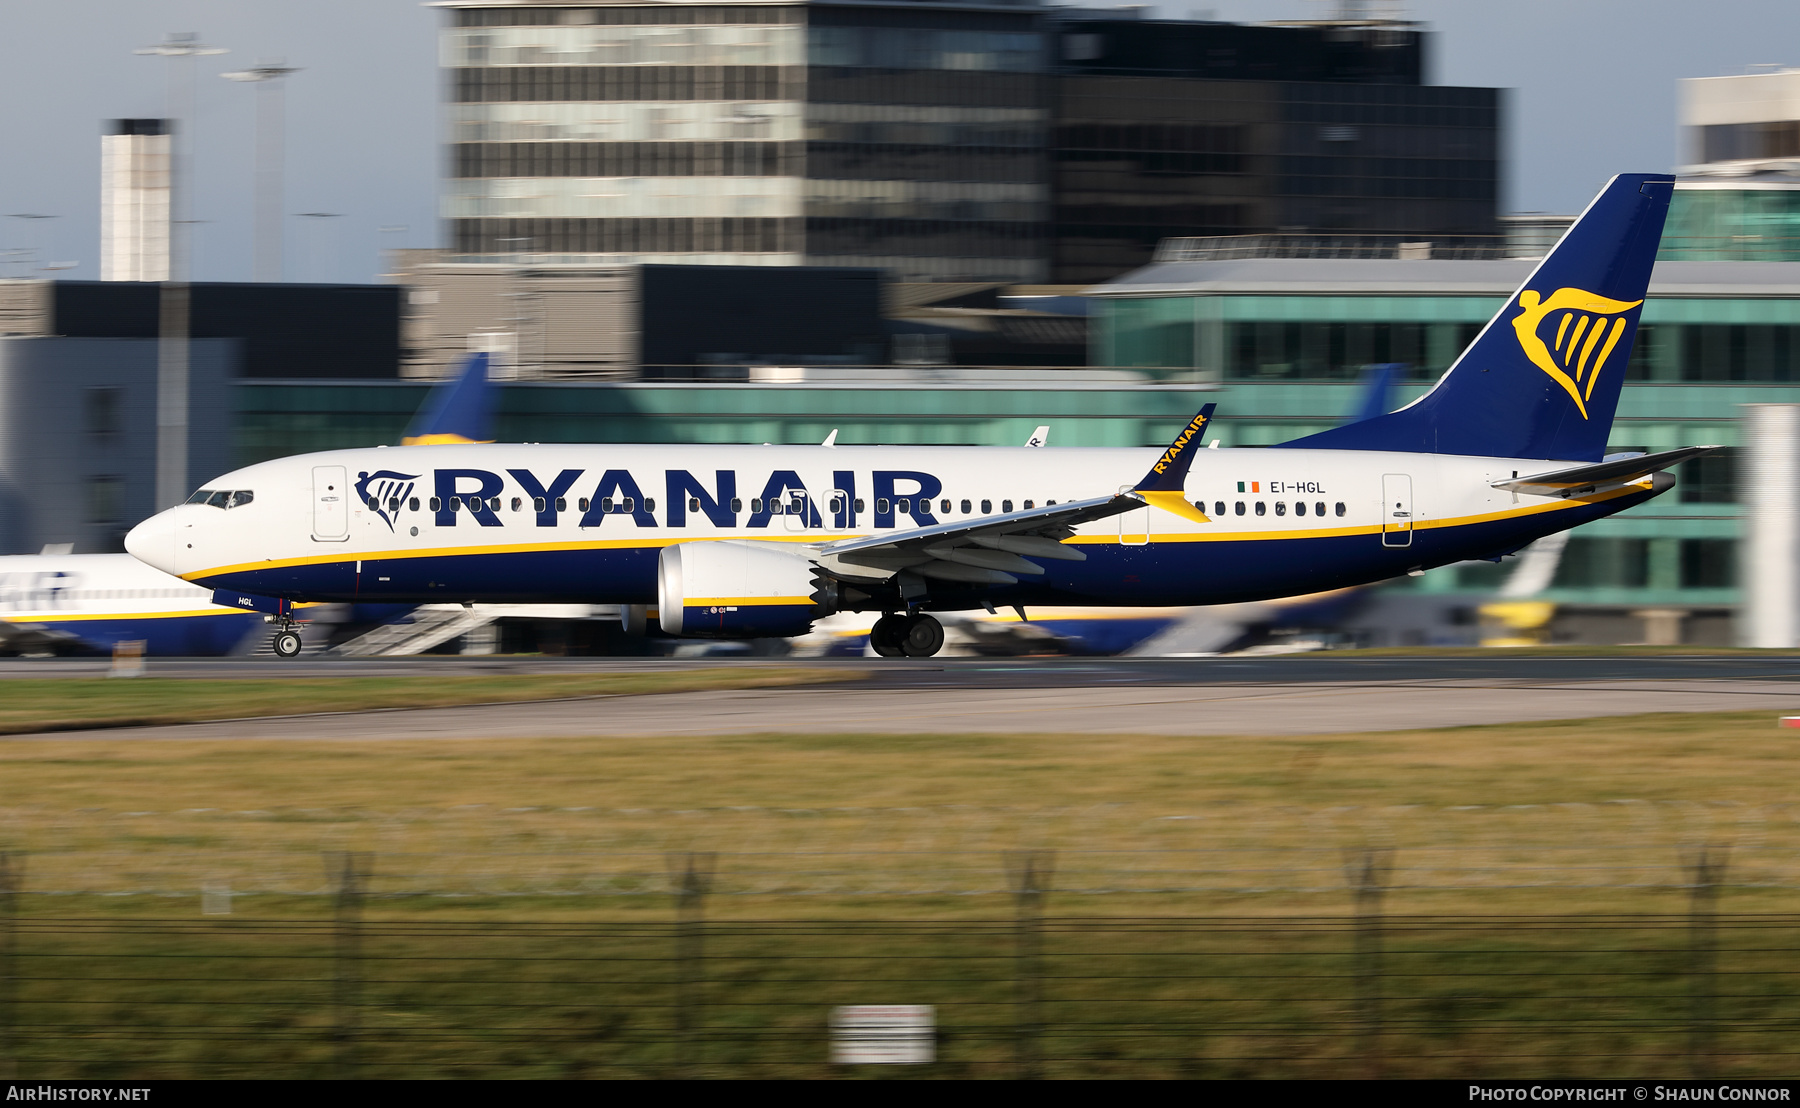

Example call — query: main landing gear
[869,612,944,658]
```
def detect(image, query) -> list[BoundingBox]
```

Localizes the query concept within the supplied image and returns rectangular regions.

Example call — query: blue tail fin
[1284,174,1674,461]
[401,352,496,445]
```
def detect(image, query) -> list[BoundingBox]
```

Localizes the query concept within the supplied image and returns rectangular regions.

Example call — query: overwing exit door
[1381,473,1413,547]
[313,465,350,541]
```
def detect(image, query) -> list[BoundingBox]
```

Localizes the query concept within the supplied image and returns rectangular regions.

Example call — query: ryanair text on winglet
[1151,412,1211,476]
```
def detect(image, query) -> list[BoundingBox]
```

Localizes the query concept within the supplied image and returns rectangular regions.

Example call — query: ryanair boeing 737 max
[124,174,1716,659]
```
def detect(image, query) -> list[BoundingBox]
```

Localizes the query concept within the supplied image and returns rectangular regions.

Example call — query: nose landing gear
[271,626,302,659]
[869,612,944,658]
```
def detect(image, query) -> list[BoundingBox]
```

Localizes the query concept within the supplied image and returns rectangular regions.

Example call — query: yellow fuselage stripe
[3,608,251,623]
[683,596,813,608]
[183,482,1648,580]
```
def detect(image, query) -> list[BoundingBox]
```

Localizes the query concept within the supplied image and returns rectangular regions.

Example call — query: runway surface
[8,654,1800,739]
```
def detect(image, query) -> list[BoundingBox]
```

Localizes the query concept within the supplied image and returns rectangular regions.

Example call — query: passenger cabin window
[876,498,891,514]
[450,497,463,511]
[430,497,442,511]
[750,498,763,513]
[1316,502,1326,516]
[896,499,909,514]
[1275,502,1286,516]
[536,497,548,512]
[981,499,992,514]
[940,499,951,514]
[1214,501,1225,516]
[511,497,522,512]
[1335,502,1346,516]
[1255,502,1266,516]
[644,498,655,513]
[578,498,589,512]
[961,499,972,514]
[1023,500,1034,510]
[1002,500,1013,513]
[601,497,615,513]
[555,498,566,512]
[1235,502,1245,516]
[852,498,863,513]
[689,498,700,512]
[410,498,420,512]
[732,498,744,513]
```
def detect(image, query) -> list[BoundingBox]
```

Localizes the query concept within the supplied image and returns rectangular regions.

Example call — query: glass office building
[1087,252,1800,633]
[441,0,1050,281]
[1049,16,1500,284]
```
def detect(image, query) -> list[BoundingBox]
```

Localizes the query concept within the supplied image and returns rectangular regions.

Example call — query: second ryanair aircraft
[126,174,1714,658]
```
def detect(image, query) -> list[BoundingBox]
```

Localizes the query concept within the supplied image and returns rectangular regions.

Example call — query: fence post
[1684,845,1728,1080]
[1344,847,1393,1079]
[1005,849,1054,1080]
[0,853,20,1080]
[326,851,373,1080]
[668,852,715,1077]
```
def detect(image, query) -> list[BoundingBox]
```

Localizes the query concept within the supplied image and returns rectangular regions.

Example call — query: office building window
[84,387,123,436]
[86,476,124,524]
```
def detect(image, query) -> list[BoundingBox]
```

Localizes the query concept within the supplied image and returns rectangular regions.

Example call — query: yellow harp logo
[1510,288,1643,420]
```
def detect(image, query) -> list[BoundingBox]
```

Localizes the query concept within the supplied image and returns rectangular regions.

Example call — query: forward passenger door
[312,466,350,542]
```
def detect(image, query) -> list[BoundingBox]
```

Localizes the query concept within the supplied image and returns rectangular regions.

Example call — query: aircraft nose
[124,509,180,575]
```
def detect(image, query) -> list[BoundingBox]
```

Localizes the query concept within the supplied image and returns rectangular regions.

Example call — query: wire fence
[0,800,1795,898]
[0,850,1792,1078]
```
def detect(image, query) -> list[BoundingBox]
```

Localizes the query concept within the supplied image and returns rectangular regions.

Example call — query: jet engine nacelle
[657,540,827,638]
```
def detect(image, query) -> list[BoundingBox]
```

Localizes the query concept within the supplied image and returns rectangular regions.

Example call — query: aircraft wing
[817,493,1142,583]
[815,404,1217,586]
[1490,445,1722,499]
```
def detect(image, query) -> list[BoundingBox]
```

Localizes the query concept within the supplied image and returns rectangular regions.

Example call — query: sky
[0,0,1794,284]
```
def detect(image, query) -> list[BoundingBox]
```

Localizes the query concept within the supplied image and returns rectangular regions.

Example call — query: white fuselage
[123,442,1657,611]
[0,553,264,655]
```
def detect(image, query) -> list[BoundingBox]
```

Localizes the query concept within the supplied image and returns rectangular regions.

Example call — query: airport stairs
[334,606,499,657]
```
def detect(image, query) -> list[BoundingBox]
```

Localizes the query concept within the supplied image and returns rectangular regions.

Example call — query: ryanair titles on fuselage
[358,463,972,533]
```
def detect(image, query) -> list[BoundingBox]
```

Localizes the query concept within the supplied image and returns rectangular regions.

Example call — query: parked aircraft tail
[1284,173,1674,461]
[401,352,495,445]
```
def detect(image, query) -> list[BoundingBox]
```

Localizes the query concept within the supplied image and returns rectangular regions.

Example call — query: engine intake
[657,540,826,639]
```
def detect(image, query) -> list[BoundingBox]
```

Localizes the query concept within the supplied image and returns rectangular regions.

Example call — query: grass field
[2,707,1797,914]
[0,665,857,735]
[3,705,1798,1077]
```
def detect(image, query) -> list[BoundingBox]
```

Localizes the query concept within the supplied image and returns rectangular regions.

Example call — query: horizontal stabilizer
[1491,445,1722,498]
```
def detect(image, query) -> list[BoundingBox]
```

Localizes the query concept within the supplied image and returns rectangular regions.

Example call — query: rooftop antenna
[135,32,228,510]
[222,62,301,283]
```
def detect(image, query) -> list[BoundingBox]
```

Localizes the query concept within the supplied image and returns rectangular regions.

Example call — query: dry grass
[3,708,1798,915]
[0,666,859,735]
[0,707,1785,810]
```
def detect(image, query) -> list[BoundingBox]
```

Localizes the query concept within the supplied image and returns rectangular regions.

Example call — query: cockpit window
[192,490,254,510]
